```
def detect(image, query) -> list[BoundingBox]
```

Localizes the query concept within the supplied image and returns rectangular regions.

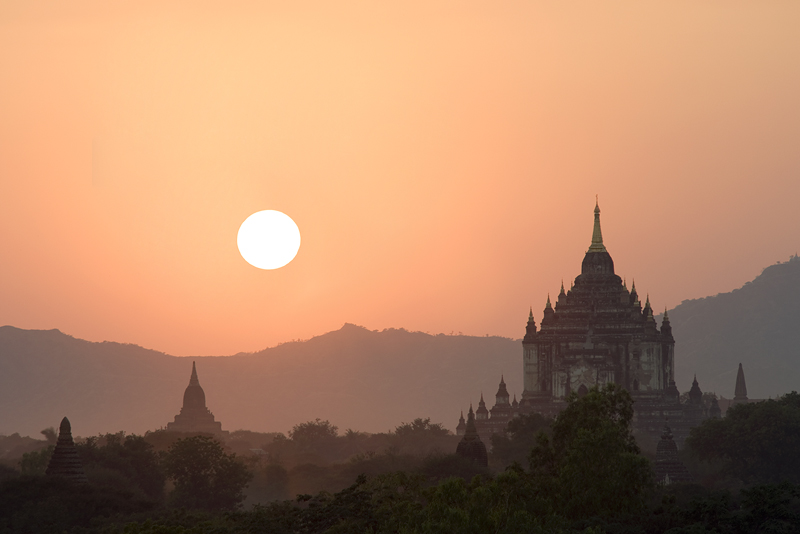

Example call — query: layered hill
[0,325,520,438]
[668,256,800,400]
[3,257,799,438]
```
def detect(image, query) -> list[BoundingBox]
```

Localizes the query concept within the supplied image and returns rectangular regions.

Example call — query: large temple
[166,362,226,435]
[460,201,713,447]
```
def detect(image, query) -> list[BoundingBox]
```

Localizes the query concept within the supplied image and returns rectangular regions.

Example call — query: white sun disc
[237,210,301,270]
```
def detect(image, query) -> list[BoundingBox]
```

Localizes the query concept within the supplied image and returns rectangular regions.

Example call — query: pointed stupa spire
[464,406,478,437]
[587,197,607,253]
[476,392,489,419]
[545,294,552,309]
[189,361,199,386]
[456,409,466,435]
[661,307,672,336]
[528,307,534,321]
[645,295,655,320]
[623,277,628,290]
[560,280,566,295]
[689,375,703,405]
[456,404,488,466]
[734,363,748,402]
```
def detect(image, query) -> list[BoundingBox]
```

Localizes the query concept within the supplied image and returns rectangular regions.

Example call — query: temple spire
[189,361,199,386]
[587,198,607,253]
[734,363,748,402]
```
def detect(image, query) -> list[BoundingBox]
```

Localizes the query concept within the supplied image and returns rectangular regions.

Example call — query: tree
[393,418,449,438]
[391,417,455,457]
[163,435,252,511]
[528,383,654,520]
[686,391,800,484]
[289,419,339,446]
[490,412,552,468]
[19,445,53,476]
[77,433,165,501]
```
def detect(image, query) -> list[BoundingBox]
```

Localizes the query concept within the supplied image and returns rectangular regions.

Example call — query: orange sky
[1,1,799,356]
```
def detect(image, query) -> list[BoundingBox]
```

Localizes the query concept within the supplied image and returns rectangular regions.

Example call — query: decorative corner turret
[542,294,554,324]
[644,294,654,320]
[476,393,489,420]
[688,375,703,405]
[456,411,466,436]
[495,375,510,405]
[524,308,537,341]
[661,307,673,338]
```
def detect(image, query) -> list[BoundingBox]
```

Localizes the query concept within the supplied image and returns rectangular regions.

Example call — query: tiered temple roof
[45,417,88,483]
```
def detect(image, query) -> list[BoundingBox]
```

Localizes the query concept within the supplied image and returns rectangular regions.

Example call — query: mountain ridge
[0,324,521,438]
[3,257,799,438]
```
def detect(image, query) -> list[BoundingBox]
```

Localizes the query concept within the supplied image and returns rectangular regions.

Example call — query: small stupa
[45,417,88,483]
[653,423,693,484]
[166,362,225,434]
[455,405,488,467]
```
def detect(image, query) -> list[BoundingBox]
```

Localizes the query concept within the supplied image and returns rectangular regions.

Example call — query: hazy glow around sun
[237,210,301,270]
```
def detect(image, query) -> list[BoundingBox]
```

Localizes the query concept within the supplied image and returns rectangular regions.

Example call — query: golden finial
[588,198,606,253]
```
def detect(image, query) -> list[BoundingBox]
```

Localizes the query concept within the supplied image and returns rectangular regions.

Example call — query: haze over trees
[4,388,800,532]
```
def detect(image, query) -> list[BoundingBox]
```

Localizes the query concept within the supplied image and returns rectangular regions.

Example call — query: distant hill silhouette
[0,325,519,438]
[3,258,798,438]
[666,256,800,400]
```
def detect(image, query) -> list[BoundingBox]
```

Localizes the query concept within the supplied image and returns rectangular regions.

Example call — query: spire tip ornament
[588,198,607,253]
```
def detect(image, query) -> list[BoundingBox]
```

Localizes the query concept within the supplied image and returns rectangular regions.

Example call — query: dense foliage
[686,391,800,484]
[490,412,552,467]
[529,384,654,520]
[164,435,253,511]
[3,391,800,532]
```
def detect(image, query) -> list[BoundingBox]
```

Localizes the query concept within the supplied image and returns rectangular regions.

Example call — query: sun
[237,210,301,270]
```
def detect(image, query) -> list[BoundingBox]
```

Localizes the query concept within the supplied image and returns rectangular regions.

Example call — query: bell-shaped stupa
[166,362,225,435]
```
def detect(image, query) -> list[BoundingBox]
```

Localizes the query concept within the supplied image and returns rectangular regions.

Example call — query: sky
[1,1,799,356]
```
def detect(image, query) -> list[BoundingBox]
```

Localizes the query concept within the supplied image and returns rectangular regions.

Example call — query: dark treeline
[2,388,800,533]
